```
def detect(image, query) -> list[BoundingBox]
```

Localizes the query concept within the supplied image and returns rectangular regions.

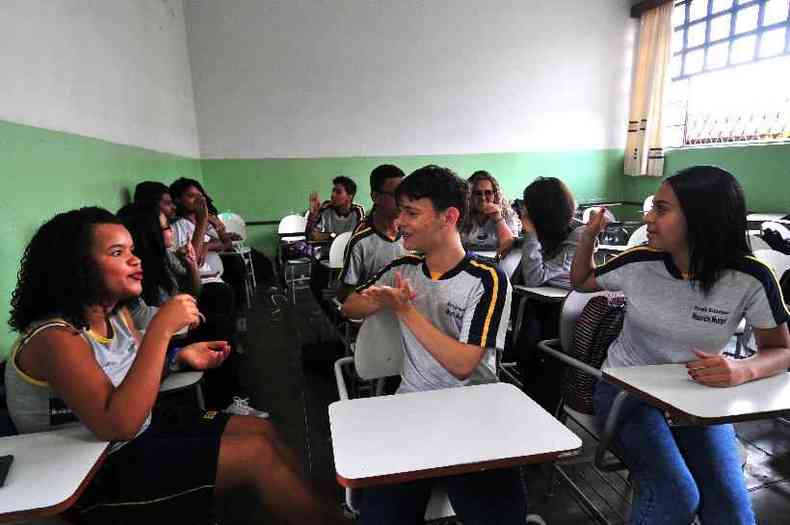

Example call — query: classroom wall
[185,0,638,253]
[0,0,202,356]
[622,144,790,213]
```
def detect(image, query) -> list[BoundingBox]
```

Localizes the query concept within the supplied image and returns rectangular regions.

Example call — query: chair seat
[160,371,203,393]
[286,257,312,265]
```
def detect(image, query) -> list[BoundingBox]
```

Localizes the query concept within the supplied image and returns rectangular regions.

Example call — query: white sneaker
[224,396,269,418]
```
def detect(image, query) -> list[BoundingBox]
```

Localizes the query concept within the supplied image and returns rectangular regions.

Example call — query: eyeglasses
[473,190,494,197]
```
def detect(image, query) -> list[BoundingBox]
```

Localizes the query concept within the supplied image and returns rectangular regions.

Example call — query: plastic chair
[626,225,648,247]
[278,214,311,303]
[333,313,544,524]
[159,371,206,410]
[219,212,257,307]
[333,312,456,522]
[537,290,631,523]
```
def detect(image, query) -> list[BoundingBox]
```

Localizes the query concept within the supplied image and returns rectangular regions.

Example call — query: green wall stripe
[623,143,790,213]
[202,149,627,254]
[0,119,203,357]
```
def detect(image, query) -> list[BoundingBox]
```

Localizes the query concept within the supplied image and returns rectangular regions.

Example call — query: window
[664,0,790,146]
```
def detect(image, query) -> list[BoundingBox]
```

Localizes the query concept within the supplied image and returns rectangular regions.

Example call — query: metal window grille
[665,0,790,146]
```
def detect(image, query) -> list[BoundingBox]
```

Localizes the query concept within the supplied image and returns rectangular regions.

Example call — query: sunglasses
[473,190,494,197]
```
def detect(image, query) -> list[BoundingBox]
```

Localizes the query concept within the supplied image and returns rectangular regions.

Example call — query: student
[461,170,521,257]
[134,181,177,222]
[342,165,525,525]
[5,207,348,524]
[306,176,365,242]
[117,203,265,417]
[573,166,790,524]
[336,164,406,302]
[518,176,583,289]
[169,177,230,281]
[514,177,584,412]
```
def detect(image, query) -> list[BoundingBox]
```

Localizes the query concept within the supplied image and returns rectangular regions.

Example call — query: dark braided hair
[9,207,122,331]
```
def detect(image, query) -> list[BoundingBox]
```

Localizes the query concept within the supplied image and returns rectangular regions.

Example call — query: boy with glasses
[337,165,406,301]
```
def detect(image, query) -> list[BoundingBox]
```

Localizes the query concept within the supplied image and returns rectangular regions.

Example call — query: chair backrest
[754,249,790,282]
[626,224,648,247]
[762,221,790,240]
[218,212,247,241]
[559,290,616,353]
[328,231,353,269]
[278,214,307,241]
[642,195,654,214]
[354,312,403,380]
[748,234,771,252]
[582,207,616,225]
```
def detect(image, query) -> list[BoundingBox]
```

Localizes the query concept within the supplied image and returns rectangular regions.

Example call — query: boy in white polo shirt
[342,165,526,525]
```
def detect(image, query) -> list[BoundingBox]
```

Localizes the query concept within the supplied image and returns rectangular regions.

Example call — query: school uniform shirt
[595,247,790,368]
[339,222,405,287]
[461,213,522,252]
[171,218,224,281]
[312,201,365,236]
[519,225,584,289]
[357,254,512,394]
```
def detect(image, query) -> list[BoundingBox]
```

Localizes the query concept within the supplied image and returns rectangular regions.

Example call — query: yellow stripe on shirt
[469,259,499,347]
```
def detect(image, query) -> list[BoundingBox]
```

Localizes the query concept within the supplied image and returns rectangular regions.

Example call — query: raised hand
[584,207,610,240]
[178,341,231,370]
[686,349,750,387]
[176,242,199,270]
[195,194,209,223]
[309,191,321,214]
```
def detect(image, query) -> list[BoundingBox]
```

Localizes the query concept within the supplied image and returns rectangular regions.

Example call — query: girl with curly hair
[5,207,348,524]
[461,170,521,258]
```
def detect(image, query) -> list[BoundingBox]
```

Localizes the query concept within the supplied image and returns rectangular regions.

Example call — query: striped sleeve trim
[339,226,374,283]
[355,254,423,292]
[737,256,790,326]
[466,260,508,348]
[594,246,664,278]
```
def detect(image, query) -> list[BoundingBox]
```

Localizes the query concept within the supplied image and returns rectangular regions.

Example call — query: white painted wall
[0,0,200,157]
[185,0,637,159]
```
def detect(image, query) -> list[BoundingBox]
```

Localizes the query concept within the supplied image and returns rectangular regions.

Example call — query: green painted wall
[202,149,626,254]
[623,144,790,213]
[0,120,203,358]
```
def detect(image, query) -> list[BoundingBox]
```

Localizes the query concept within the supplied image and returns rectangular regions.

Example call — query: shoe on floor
[224,396,269,418]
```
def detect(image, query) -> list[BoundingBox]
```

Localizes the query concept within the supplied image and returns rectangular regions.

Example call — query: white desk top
[603,364,790,424]
[512,285,568,302]
[0,426,109,519]
[328,382,581,487]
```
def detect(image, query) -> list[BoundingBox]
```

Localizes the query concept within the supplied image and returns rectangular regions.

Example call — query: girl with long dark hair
[573,166,790,524]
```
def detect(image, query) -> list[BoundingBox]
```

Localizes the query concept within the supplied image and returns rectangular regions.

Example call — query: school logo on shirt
[446,302,465,322]
[691,305,729,325]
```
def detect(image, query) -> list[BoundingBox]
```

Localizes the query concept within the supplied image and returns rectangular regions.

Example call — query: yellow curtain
[625,2,674,177]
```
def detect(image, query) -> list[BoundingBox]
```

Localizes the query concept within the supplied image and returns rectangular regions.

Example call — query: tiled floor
[229,286,790,524]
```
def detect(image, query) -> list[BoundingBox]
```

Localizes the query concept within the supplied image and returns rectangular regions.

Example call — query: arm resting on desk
[688,324,790,387]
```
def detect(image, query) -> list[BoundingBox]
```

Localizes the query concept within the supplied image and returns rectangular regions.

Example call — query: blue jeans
[593,381,755,525]
[357,467,527,525]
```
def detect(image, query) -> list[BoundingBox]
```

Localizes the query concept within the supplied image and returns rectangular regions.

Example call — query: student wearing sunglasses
[460,171,521,258]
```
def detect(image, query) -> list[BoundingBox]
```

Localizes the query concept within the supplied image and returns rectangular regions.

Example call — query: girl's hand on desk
[686,349,751,387]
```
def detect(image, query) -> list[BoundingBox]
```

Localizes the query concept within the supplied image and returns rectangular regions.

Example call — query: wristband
[166,346,184,372]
